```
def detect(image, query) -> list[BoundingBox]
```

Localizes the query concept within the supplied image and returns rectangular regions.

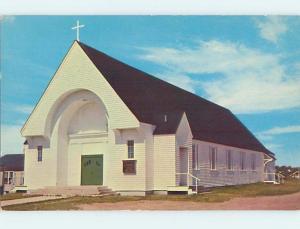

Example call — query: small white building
[0,154,24,194]
[21,41,276,195]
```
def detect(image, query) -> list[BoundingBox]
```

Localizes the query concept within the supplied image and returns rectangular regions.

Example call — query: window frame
[3,171,15,185]
[127,140,134,159]
[192,144,202,170]
[240,151,246,171]
[192,144,196,169]
[209,147,217,170]
[226,150,233,171]
[37,145,43,162]
[251,153,256,171]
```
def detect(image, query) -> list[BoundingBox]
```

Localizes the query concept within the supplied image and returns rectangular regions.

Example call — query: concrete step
[190,186,213,193]
[167,186,194,195]
[29,185,117,196]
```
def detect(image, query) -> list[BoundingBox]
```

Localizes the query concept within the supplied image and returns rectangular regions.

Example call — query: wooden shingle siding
[192,140,264,187]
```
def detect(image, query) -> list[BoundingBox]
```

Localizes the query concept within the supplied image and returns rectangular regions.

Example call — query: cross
[72,20,85,41]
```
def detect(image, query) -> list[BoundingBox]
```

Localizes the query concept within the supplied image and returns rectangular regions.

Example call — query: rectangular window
[3,171,14,184]
[226,150,233,170]
[192,144,196,169]
[192,144,201,170]
[209,147,217,170]
[127,140,134,159]
[251,154,256,171]
[37,145,43,162]
[240,152,246,170]
[20,176,24,185]
[3,171,9,184]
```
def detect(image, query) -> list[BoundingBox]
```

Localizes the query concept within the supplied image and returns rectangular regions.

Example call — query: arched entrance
[47,90,109,186]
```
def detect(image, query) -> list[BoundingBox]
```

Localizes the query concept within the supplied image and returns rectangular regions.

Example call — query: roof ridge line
[77,41,228,111]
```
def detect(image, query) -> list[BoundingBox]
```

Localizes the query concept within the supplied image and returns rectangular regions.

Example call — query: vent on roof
[164,114,167,122]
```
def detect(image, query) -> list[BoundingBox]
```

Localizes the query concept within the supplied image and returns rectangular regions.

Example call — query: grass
[3,179,300,211]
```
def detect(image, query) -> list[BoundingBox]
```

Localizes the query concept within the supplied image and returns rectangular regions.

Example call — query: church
[21,40,276,196]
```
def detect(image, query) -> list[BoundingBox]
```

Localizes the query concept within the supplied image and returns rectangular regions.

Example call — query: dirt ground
[78,191,300,210]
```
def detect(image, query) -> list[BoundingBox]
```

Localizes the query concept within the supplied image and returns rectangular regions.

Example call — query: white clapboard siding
[192,139,265,187]
[106,127,146,191]
[153,135,176,190]
[143,123,155,191]
[175,113,193,186]
[24,145,57,189]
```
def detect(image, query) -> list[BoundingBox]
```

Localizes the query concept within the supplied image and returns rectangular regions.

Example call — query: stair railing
[176,172,201,193]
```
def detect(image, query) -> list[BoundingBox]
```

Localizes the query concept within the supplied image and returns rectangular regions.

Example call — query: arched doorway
[47,90,109,186]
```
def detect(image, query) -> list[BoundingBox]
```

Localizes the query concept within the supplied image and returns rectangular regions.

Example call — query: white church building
[21,40,276,195]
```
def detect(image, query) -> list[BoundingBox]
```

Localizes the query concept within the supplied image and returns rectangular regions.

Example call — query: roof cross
[72,20,85,41]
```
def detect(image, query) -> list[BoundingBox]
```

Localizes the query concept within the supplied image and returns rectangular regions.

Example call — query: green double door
[81,155,103,185]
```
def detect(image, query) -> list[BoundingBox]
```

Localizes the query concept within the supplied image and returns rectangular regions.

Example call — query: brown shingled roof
[0,154,24,171]
[77,41,275,158]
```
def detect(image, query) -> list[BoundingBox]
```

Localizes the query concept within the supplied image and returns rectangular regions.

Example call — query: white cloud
[255,16,288,43]
[260,125,300,136]
[256,125,300,144]
[3,103,34,115]
[138,40,300,114]
[264,143,282,151]
[155,71,198,93]
[1,125,24,155]
[14,104,34,114]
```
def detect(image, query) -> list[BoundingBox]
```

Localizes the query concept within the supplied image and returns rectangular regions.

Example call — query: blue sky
[1,16,300,166]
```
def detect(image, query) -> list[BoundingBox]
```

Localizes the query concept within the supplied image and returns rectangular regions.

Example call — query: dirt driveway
[78,192,300,210]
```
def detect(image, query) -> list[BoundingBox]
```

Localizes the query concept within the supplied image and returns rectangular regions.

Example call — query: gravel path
[78,192,300,210]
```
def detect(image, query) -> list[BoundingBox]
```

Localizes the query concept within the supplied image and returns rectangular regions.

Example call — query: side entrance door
[81,155,103,185]
[179,147,188,186]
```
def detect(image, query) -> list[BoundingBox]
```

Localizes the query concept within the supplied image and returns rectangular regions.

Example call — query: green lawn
[3,179,300,211]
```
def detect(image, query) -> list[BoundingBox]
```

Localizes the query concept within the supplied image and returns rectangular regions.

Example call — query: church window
[240,151,246,170]
[251,154,256,171]
[192,144,201,170]
[209,147,217,170]
[127,140,134,158]
[37,145,43,162]
[226,150,233,170]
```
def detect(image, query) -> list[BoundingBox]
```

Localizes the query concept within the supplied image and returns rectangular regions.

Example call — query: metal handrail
[264,172,284,184]
[176,172,201,193]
